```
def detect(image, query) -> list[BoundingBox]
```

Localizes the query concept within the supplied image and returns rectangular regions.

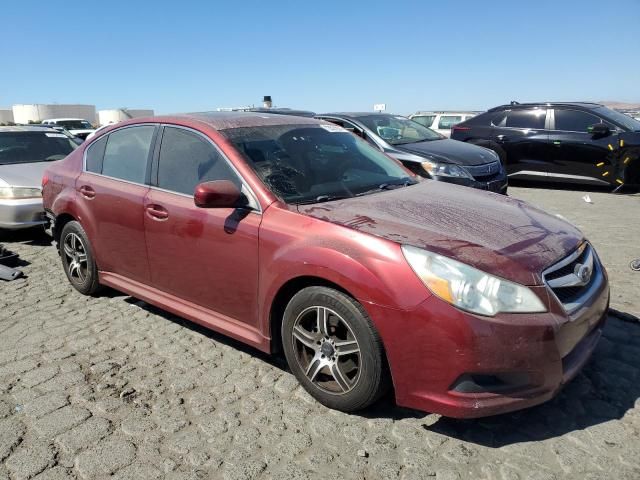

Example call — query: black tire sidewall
[281,286,387,412]
[60,221,100,295]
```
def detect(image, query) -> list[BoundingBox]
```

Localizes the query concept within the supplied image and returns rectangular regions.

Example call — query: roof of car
[488,102,604,112]
[150,112,325,130]
[41,118,91,122]
[0,126,59,133]
[317,112,402,119]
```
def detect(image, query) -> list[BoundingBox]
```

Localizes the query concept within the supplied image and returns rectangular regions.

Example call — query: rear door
[143,125,261,326]
[76,125,157,283]
[490,108,550,177]
[546,108,615,183]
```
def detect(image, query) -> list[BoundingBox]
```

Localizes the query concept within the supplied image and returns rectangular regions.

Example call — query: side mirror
[588,123,610,138]
[194,180,241,208]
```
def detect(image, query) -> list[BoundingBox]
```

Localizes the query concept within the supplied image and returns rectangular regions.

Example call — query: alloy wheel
[63,232,88,283]
[291,306,362,394]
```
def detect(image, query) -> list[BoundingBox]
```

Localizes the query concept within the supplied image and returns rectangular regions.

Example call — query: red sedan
[42,113,609,418]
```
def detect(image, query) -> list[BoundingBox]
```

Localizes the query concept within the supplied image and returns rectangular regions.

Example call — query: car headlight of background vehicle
[402,245,546,316]
[421,159,473,179]
[0,187,42,199]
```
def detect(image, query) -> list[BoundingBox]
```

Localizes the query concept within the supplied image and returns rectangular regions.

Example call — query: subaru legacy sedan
[43,113,608,418]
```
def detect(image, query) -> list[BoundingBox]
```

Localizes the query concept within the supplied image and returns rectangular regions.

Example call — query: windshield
[0,132,78,165]
[55,120,93,130]
[221,124,416,204]
[594,107,640,132]
[356,115,442,145]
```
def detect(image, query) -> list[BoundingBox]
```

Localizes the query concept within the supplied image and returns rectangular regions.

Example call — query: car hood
[0,162,50,188]
[394,138,495,166]
[297,181,583,286]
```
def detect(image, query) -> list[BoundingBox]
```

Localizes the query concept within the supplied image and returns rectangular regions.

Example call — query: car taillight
[42,173,49,189]
[452,126,471,132]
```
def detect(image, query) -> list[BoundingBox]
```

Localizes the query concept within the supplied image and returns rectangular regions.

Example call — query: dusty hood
[0,162,50,188]
[298,181,583,286]
[395,138,496,166]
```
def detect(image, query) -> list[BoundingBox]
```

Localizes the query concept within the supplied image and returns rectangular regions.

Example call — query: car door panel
[143,189,261,326]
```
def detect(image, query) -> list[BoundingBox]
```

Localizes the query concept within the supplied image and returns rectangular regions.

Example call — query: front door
[75,125,157,283]
[143,125,261,327]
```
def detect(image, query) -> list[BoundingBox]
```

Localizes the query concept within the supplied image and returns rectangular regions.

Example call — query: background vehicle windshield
[356,115,442,145]
[222,124,415,204]
[595,107,640,132]
[56,120,93,130]
[0,132,78,165]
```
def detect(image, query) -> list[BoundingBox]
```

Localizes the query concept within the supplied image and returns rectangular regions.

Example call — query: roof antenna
[510,100,520,105]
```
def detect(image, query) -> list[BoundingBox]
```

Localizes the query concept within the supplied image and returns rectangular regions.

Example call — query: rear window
[411,115,436,127]
[0,131,78,165]
[438,115,463,129]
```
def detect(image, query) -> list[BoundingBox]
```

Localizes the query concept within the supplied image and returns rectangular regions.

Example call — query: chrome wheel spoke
[63,243,74,258]
[330,362,351,392]
[293,325,318,350]
[76,264,85,282]
[335,339,359,357]
[77,252,87,264]
[316,307,329,336]
[305,355,324,382]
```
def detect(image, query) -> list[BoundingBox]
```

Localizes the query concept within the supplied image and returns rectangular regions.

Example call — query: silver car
[0,126,77,230]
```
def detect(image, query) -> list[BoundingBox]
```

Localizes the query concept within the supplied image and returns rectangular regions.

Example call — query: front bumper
[367,275,609,418]
[0,197,46,230]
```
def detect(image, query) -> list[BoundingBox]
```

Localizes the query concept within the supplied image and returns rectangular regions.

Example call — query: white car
[409,111,479,137]
[40,118,95,140]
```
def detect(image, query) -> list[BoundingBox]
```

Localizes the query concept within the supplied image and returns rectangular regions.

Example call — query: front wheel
[60,221,101,295]
[282,286,390,412]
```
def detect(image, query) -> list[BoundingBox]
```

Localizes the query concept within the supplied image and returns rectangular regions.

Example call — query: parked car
[450,102,640,187]
[43,113,608,418]
[316,112,507,194]
[409,111,479,137]
[41,118,95,140]
[0,126,77,230]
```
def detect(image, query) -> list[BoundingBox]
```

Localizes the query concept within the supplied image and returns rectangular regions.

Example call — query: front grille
[543,243,603,312]
[465,161,501,181]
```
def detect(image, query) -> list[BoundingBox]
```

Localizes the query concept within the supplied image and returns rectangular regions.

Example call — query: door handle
[552,140,562,147]
[78,185,95,199]
[145,204,169,221]
[496,135,507,143]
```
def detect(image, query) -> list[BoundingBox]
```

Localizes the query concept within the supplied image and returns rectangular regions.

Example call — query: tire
[59,221,101,295]
[282,286,390,412]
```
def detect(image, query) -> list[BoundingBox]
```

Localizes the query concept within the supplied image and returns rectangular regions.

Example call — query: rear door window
[553,109,602,132]
[102,126,155,183]
[157,126,241,196]
[503,110,546,129]
[438,115,463,129]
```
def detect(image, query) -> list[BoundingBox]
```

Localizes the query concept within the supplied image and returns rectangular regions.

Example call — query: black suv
[451,102,640,188]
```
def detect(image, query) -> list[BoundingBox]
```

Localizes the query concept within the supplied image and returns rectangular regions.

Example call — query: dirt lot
[0,186,639,480]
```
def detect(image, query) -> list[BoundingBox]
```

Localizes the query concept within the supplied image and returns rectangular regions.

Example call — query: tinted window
[102,126,155,183]
[0,132,77,165]
[411,115,436,127]
[85,136,107,173]
[438,115,463,129]
[554,109,602,132]
[356,115,442,145]
[504,109,546,129]
[157,127,240,195]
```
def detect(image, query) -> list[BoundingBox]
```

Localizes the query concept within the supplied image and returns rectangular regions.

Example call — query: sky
[1,0,639,115]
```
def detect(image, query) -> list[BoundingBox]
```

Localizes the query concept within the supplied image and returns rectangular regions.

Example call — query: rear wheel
[282,286,390,412]
[60,221,100,295]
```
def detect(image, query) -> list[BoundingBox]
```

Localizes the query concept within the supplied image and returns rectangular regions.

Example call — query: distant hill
[599,101,640,110]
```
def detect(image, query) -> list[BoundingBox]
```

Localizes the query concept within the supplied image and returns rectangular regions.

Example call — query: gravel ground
[0,185,638,480]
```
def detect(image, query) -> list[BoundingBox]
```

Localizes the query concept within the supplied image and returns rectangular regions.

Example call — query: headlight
[402,245,546,316]
[0,187,42,199]
[421,159,472,179]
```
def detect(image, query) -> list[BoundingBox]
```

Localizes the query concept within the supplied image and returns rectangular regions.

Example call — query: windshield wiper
[295,194,352,205]
[355,179,415,197]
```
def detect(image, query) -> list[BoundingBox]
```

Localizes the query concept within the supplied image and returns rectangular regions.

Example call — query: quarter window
[85,136,107,173]
[157,127,240,195]
[504,110,546,129]
[102,126,155,183]
[554,109,601,132]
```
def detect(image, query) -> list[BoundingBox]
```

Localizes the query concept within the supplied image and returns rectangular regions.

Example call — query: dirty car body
[43,113,608,417]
